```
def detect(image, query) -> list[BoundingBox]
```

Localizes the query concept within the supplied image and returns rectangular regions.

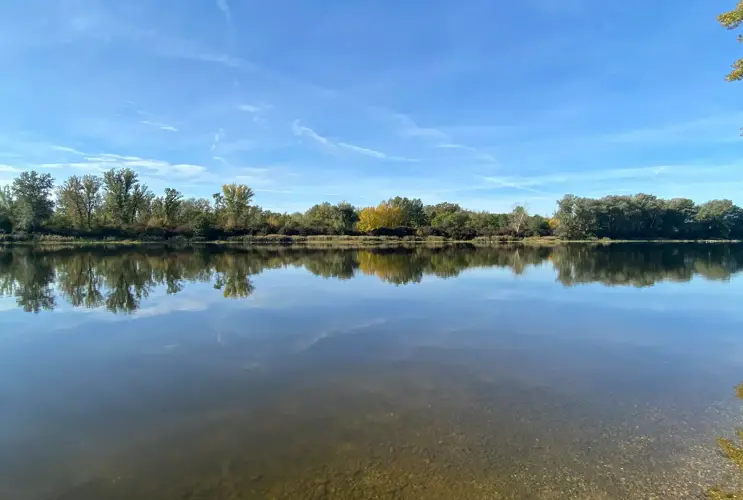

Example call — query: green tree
[424,202,461,222]
[336,202,360,233]
[509,205,530,236]
[180,197,214,235]
[553,195,598,240]
[662,198,697,238]
[696,199,743,239]
[304,201,359,234]
[102,168,151,226]
[719,1,743,82]
[56,175,102,230]
[162,188,183,225]
[12,171,55,231]
[526,214,551,237]
[219,183,254,228]
[387,197,428,227]
[469,211,508,237]
[431,210,475,240]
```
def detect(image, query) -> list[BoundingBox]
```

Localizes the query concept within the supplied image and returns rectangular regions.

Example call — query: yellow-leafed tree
[357,202,404,232]
[719,1,743,82]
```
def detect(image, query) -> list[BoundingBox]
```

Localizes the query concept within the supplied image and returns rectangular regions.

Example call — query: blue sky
[0,0,740,215]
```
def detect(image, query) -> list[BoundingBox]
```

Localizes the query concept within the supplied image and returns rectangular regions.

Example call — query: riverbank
[0,234,740,249]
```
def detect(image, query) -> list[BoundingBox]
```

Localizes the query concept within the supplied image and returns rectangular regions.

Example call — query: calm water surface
[1,244,743,499]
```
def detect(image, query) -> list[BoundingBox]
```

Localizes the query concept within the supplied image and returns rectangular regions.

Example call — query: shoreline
[0,235,740,249]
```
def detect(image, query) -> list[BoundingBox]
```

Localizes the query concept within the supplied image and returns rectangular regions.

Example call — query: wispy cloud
[213,156,233,168]
[215,0,236,47]
[336,142,388,159]
[505,112,743,157]
[292,120,416,162]
[293,120,330,146]
[386,111,498,165]
[40,153,208,179]
[238,104,269,113]
[0,165,23,173]
[594,113,743,146]
[139,120,178,132]
[389,112,448,140]
[211,128,225,151]
[216,0,232,24]
[49,145,87,155]
[435,142,498,163]
[482,164,734,191]
[238,103,271,124]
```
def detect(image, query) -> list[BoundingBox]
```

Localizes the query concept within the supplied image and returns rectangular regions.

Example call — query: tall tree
[696,199,742,239]
[387,197,428,227]
[57,175,102,229]
[220,183,254,228]
[162,188,183,225]
[509,205,530,235]
[12,171,55,231]
[102,169,151,226]
[553,195,598,240]
[719,1,743,82]
[336,201,360,233]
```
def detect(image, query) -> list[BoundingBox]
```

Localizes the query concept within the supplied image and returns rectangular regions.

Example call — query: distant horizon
[1,0,741,215]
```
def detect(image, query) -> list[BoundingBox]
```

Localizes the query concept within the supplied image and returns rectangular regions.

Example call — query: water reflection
[2,244,743,500]
[0,244,741,314]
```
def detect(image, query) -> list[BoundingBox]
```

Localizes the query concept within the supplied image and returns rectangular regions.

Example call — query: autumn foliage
[356,202,405,232]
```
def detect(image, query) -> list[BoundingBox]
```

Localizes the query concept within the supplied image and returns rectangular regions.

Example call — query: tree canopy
[0,170,741,242]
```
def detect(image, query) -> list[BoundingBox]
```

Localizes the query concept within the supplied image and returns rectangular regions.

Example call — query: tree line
[2,244,741,313]
[0,169,741,241]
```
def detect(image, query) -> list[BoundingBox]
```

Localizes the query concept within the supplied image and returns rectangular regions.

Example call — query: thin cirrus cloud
[0,0,740,214]
[238,104,270,113]
[481,163,743,201]
[40,153,208,179]
[382,111,499,165]
[211,129,225,151]
[292,120,418,162]
[139,120,178,132]
[215,0,232,24]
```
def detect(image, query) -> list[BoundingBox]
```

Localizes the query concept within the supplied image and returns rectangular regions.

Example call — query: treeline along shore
[1,169,742,244]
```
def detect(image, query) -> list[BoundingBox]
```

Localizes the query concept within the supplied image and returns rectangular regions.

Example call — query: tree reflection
[358,251,424,285]
[0,249,56,312]
[551,244,743,288]
[213,253,255,298]
[0,243,741,314]
[56,252,104,308]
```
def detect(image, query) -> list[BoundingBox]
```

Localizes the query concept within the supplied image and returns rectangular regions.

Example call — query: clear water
[1,244,742,499]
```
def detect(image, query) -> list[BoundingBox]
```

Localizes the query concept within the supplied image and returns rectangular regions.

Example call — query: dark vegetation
[0,170,742,245]
[1,244,741,314]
